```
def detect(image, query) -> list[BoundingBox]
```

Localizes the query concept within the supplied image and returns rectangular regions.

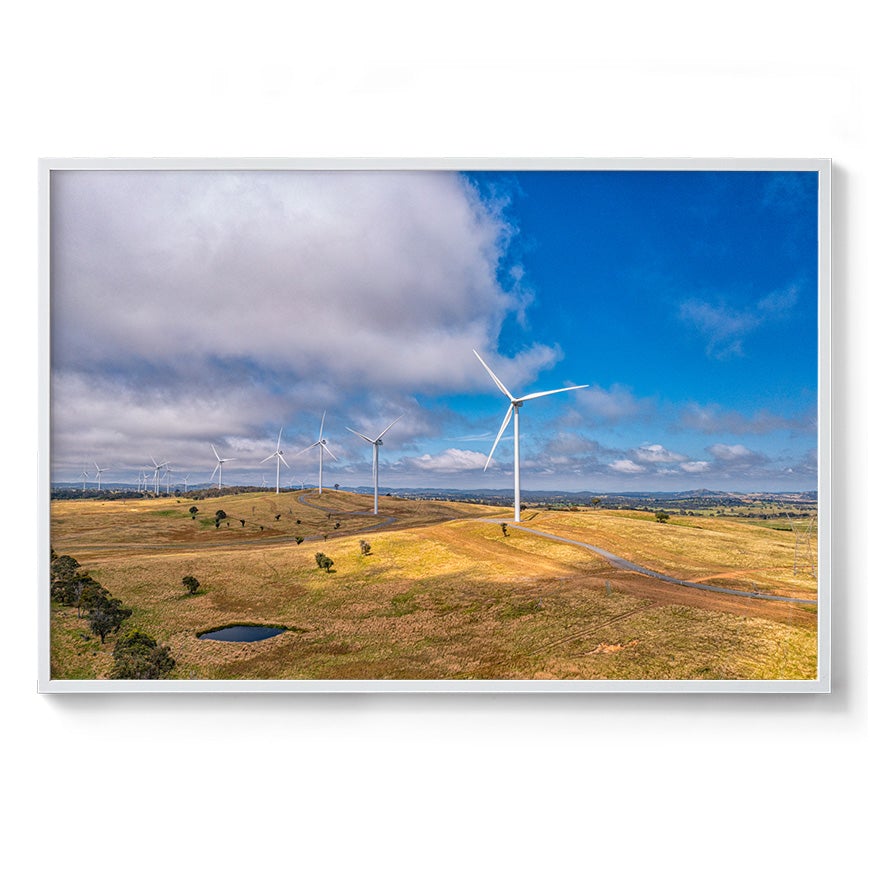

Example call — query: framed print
[38,158,830,692]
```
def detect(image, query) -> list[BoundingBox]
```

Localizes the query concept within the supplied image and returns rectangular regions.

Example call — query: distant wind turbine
[261,428,290,494]
[210,444,235,490]
[299,412,337,495]
[80,467,89,492]
[182,474,190,493]
[474,349,588,523]
[93,461,107,491]
[346,415,403,515]
[149,456,167,494]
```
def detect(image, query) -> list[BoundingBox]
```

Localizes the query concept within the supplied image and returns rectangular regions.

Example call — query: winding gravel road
[474,518,817,606]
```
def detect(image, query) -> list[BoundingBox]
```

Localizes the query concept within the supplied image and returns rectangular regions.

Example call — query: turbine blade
[346,426,375,444]
[319,411,325,442]
[473,349,515,401]
[518,384,589,402]
[279,454,291,468]
[261,453,277,463]
[484,404,514,471]
[277,427,283,450]
[298,442,319,455]
[211,444,221,461]
[376,415,403,442]
[323,444,338,461]
[210,463,219,480]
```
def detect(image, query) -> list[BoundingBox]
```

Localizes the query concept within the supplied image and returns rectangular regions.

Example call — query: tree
[50,553,80,582]
[315,553,334,572]
[295,536,304,545]
[88,597,132,643]
[182,575,200,595]
[500,523,509,537]
[655,511,670,524]
[215,509,227,521]
[110,630,176,679]
[189,506,199,519]
[591,497,602,509]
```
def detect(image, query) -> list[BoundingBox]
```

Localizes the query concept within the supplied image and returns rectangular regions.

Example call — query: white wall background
[3,3,866,868]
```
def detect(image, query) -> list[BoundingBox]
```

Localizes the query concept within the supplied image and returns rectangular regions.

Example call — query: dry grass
[525,509,818,598]
[49,494,818,681]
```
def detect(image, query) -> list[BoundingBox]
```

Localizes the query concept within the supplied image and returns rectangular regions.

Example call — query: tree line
[50,550,176,679]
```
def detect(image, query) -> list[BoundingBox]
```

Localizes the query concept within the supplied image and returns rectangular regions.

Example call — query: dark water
[198,625,286,642]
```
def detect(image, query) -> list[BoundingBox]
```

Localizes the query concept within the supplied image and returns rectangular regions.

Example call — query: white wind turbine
[182,474,190,493]
[474,349,588,523]
[93,461,108,491]
[149,456,167,494]
[346,415,403,515]
[210,444,235,490]
[80,467,89,492]
[299,412,338,495]
[261,428,290,494]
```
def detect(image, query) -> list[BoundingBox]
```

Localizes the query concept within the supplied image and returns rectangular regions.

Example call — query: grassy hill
[49,491,818,682]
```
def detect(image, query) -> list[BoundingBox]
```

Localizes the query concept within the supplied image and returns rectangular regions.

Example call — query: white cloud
[708,443,755,461]
[609,459,645,474]
[679,284,801,360]
[633,444,686,463]
[680,460,710,473]
[51,170,550,395]
[407,448,489,473]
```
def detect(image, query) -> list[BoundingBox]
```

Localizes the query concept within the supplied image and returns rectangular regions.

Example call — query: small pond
[198,624,286,643]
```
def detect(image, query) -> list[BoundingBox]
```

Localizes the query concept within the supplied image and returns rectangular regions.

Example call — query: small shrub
[182,575,200,595]
[359,539,371,556]
[295,536,304,545]
[655,511,670,524]
[110,630,176,680]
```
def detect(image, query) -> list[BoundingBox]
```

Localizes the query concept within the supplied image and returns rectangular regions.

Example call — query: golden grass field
[49,491,818,681]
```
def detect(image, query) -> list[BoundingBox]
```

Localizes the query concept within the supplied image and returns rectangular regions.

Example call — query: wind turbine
[210,444,235,490]
[182,474,190,493]
[149,456,167,494]
[80,467,89,492]
[346,415,403,515]
[93,461,107,491]
[261,428,290,494]
[299,412,338,495]
[474,349,588,523]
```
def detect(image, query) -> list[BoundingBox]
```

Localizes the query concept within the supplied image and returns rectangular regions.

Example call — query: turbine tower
[474,349,587,523]
[299,412,338,495]
[210,444,235,490]
[93,461,107,491]
[346,415,402,515]
[261,428,290,494]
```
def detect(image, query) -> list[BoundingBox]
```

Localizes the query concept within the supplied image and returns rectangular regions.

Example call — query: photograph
[40,160,829,691]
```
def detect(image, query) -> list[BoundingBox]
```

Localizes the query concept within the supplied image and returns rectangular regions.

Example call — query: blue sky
[50,168,819,492]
